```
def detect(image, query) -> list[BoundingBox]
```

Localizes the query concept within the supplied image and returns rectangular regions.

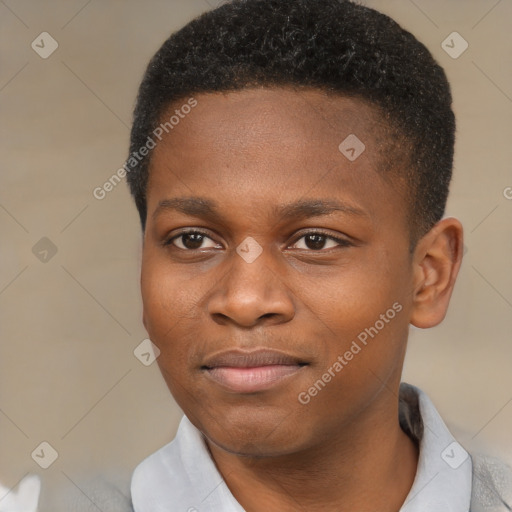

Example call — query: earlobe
[409,217,464,329]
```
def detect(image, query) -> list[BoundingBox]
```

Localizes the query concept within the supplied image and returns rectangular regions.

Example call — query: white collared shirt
[131,382,473,511]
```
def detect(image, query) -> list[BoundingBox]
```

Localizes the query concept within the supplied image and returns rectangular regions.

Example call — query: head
[127,0,463,457]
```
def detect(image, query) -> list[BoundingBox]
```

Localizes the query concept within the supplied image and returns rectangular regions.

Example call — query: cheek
[307,267,389,332]
[141,257,205,370]
[307,268,406,376]
[141,255,184,338]
[141,270,191,398]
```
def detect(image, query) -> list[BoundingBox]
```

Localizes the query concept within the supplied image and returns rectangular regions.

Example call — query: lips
[201,348,308,393]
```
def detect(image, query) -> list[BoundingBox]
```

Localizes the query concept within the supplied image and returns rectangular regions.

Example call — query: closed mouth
[201,348,309,393]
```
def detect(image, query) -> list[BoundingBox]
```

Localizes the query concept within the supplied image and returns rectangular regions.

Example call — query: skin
[140,87,464,511]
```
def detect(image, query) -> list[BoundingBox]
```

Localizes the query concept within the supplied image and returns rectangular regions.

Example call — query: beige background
[1,0,511,508]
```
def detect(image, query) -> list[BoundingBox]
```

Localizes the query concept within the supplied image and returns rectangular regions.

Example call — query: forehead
[155,87,384,157]
[145,87,405,231]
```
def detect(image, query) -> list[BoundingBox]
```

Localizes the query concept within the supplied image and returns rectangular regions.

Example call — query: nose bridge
[207,240,295,326]
[235,239,277,288]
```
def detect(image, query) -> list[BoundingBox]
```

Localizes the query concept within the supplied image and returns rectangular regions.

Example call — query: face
[141,87,416,457]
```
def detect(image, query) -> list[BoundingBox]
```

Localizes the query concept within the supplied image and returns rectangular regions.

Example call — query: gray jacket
[43,456,511,511]
[470,454,512,511]
[34,454,511,511]
[38,384,512,511]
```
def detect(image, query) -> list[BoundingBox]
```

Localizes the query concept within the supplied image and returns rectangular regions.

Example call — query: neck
[205,388,419,512]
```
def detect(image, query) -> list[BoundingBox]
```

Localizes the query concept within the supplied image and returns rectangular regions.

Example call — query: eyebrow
[152,197,368,223]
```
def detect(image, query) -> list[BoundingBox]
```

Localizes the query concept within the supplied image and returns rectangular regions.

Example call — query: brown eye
[304,234,329,250]
[290,231,352,251]
[166,230,220,250]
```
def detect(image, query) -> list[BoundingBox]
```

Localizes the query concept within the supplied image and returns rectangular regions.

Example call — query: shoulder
[470,452,512,511]
[130,439,187,509]
[38,473,133,511]
[131,416,205,511]
[130,437,183,487]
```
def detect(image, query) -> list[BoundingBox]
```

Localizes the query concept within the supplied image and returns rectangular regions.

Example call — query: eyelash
[163,228,353,251]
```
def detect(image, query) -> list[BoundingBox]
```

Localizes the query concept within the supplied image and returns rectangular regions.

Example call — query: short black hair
[127,0,455,249]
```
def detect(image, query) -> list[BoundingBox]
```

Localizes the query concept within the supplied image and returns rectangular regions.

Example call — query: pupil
[306,234,325,250]
[183,233,203,249]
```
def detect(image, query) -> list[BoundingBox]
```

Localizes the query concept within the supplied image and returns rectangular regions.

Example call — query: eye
[289,231,352,251]
[163,229,353,252]
[165,229,221,250]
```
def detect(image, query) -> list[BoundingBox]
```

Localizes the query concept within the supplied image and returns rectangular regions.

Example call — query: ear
[409,217,464,328]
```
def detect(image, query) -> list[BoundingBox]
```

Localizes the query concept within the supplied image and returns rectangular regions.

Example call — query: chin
[199,411,309,458]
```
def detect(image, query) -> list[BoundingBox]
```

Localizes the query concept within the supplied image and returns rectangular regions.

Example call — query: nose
[207,245,296,328]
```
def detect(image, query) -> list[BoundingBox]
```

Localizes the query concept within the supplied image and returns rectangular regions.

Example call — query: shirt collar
[131,382,472,511]
[399,382,473,511]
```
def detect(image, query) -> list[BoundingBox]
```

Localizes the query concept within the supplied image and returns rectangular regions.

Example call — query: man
[126,0,512,510]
